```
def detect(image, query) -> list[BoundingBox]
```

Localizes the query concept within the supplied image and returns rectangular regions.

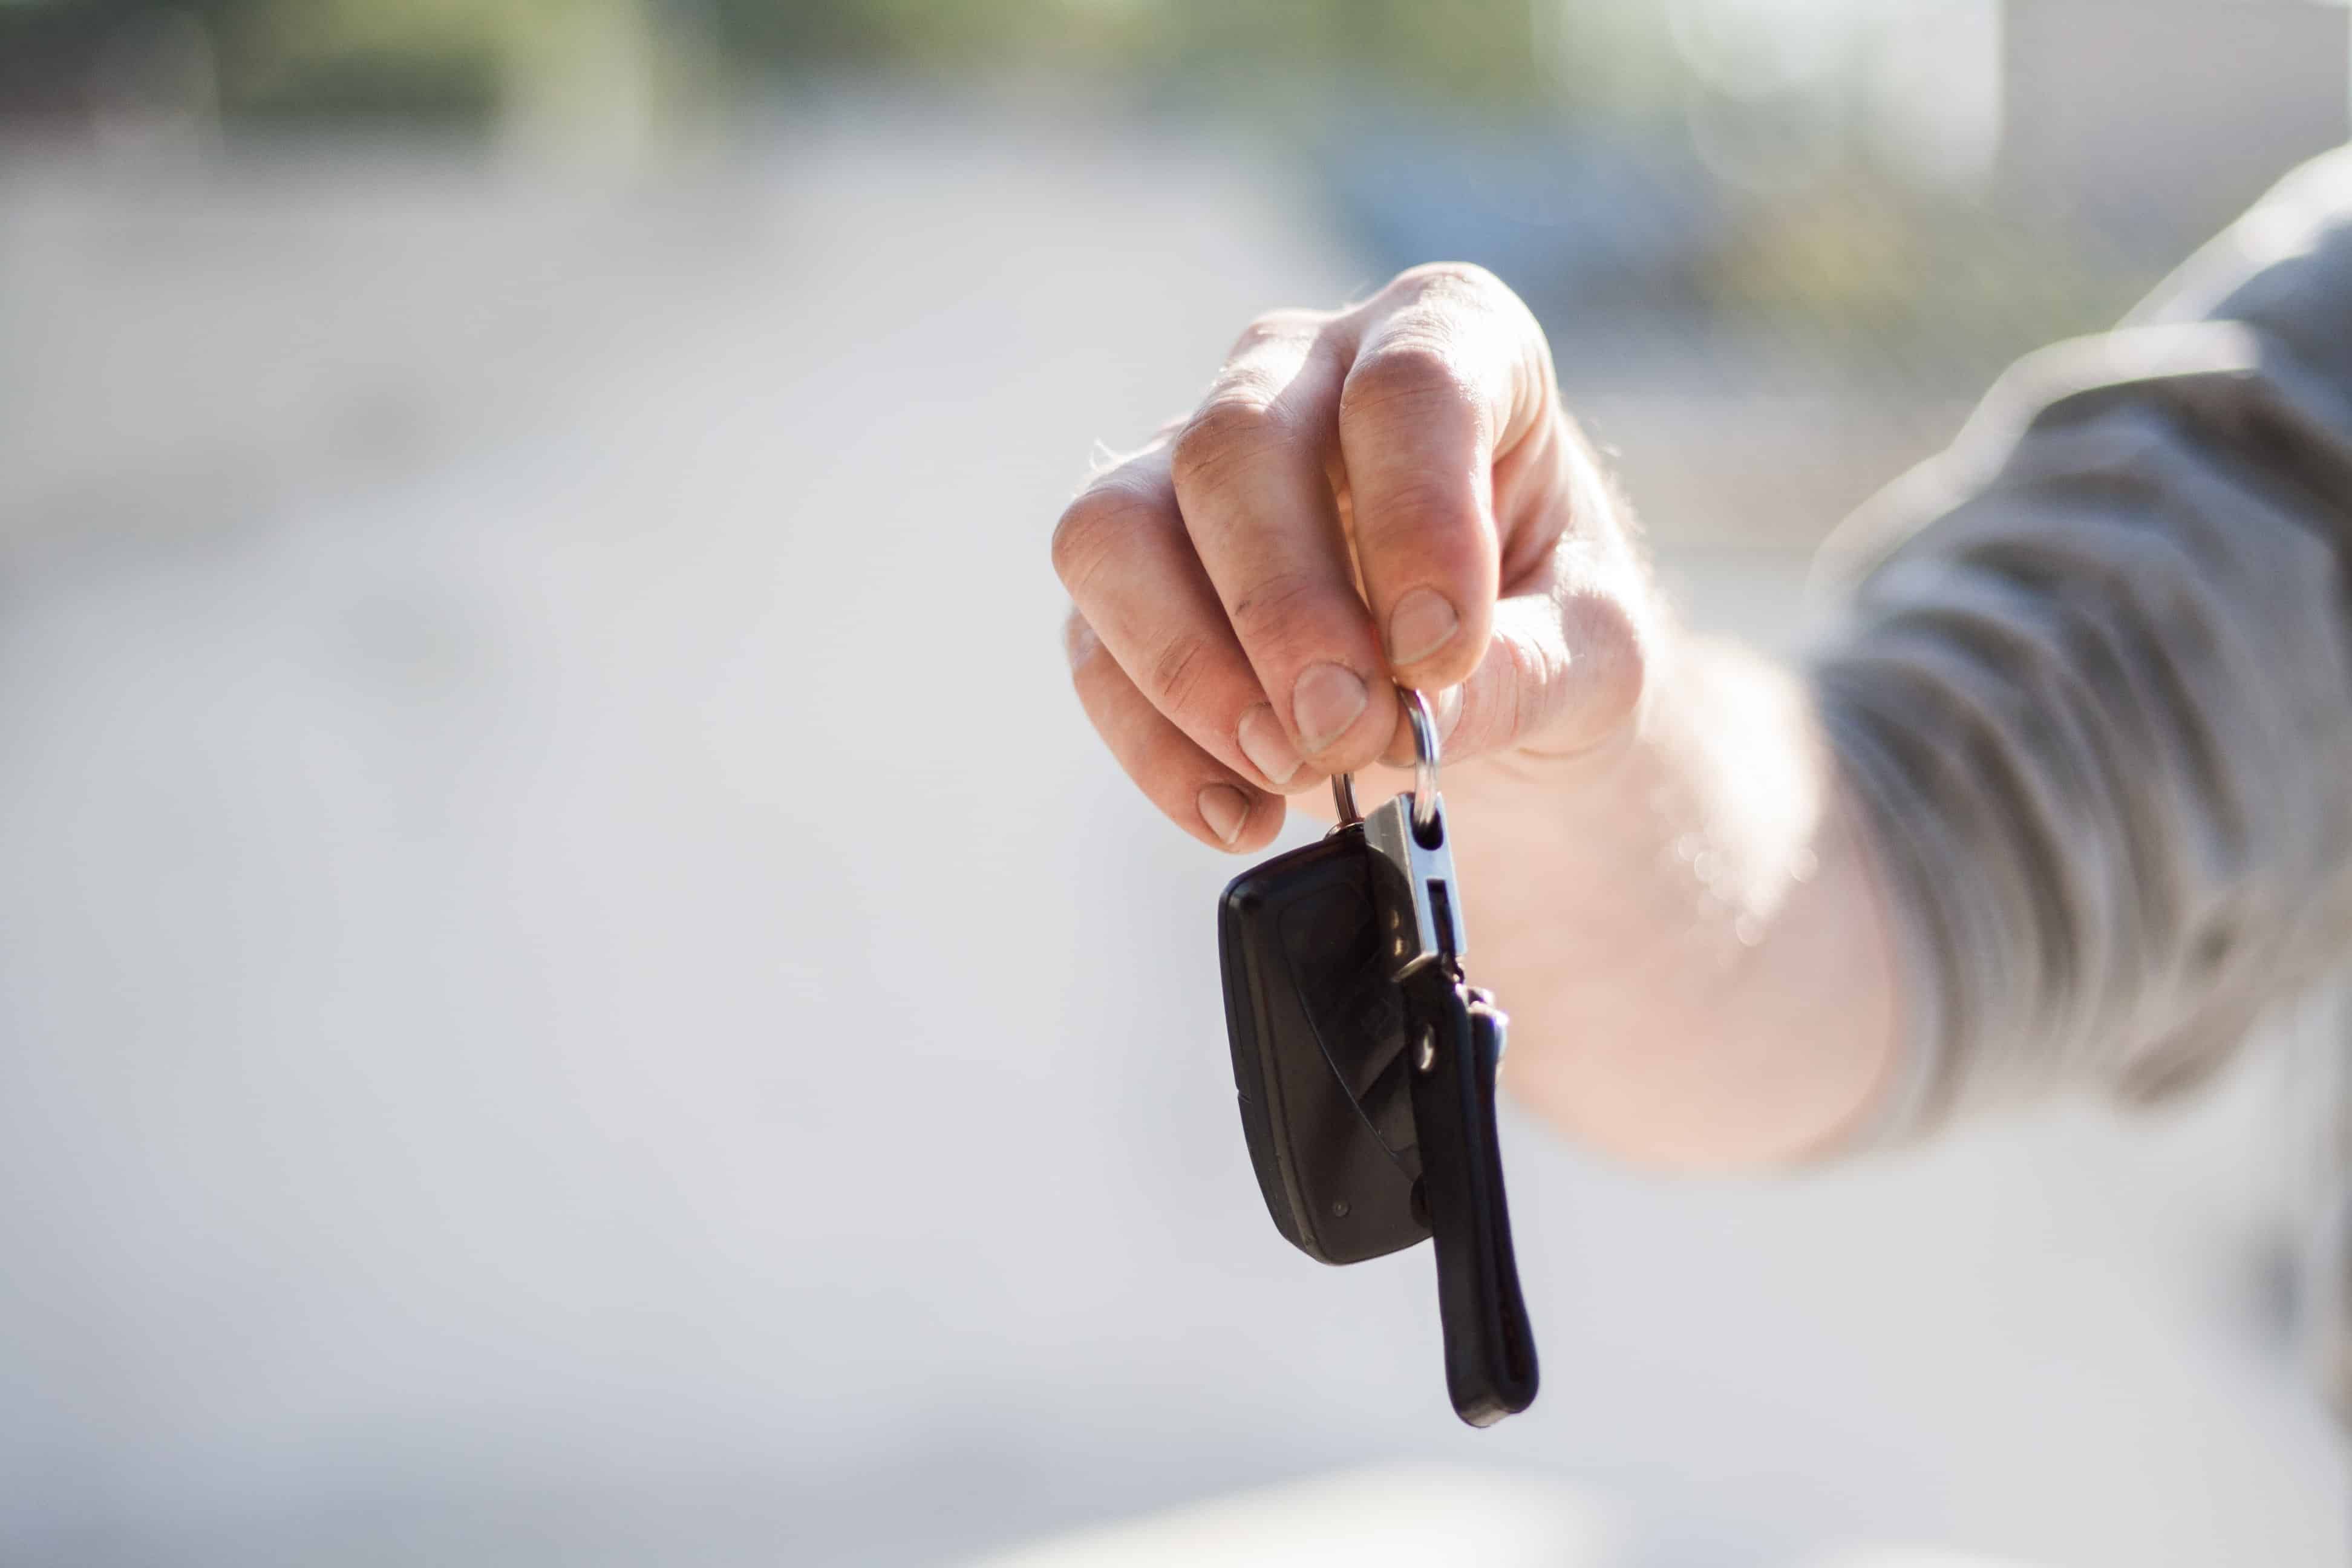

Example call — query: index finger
[1168,312,1401,776]
[1337,264,1558,693]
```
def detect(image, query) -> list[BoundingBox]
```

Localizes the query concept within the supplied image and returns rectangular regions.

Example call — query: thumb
[1407,486,1654,768]
[1449,590,1643,763]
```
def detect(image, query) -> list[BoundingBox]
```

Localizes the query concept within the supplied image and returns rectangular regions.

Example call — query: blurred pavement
[0,106,2344,1567]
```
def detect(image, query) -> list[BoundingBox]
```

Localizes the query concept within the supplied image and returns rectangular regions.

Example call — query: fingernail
[1198,784,1250,846]
[1434,684,1463,741]
[1387,588,1459,667]
[1237,705,1301,786]
[1291,663,1369,753]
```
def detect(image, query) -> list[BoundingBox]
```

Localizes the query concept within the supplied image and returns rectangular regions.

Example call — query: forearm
[1057,192,2352,1172]
[1462,151,2352,1166]
[1444,633,1903,1169]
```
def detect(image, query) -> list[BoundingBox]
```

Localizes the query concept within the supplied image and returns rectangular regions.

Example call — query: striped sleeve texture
[1815,149,2352,1139]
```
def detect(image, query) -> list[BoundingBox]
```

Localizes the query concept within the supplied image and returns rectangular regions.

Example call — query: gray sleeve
[1814,148,2352,1140]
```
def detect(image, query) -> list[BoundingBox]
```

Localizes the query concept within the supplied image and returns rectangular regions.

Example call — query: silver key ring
[1329,687,1442,833]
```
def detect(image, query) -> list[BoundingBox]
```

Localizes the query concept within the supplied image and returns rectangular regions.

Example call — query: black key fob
[1218,824,1428,1264]
[1214,691,1540,1428]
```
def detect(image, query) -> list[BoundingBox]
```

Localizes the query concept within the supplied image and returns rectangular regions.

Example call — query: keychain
[1217,688,1538,1426]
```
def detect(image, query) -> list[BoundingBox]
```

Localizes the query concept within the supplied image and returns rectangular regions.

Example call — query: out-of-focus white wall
[0,101,2344,1567]
[2002,0,2352,246]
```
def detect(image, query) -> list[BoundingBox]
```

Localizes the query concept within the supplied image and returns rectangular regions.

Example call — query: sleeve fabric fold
[1814,149,2352,1140]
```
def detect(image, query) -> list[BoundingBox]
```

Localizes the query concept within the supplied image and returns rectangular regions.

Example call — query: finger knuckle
[1050,482,1153,595]
[1227,307,1324,359]
[1419,520,1494,582]
[1148,630,1218,714]
[1359,471,1483,547]
[1391,260,1509,310]
[1226,570,1328,654]
[1342,339,1467,423]
[1170,393,1286,497]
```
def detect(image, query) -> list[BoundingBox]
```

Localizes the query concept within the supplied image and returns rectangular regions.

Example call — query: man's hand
[1053,265,1901,1168]
[1052,264,1650,850]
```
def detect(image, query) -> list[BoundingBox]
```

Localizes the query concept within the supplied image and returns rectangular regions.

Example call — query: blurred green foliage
[3,0,1610,124]
[708,0,1553,105]
[0,0,2142,372]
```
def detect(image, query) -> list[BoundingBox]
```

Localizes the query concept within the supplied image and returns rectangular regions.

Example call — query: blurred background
[2,1,2349,1564]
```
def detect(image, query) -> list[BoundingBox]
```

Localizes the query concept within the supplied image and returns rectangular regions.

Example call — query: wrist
[1440,635,1902,1168]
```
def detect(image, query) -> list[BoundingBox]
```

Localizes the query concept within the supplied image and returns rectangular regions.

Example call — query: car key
[1217,688,1539,1426]
[1218,803,1426,1266]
